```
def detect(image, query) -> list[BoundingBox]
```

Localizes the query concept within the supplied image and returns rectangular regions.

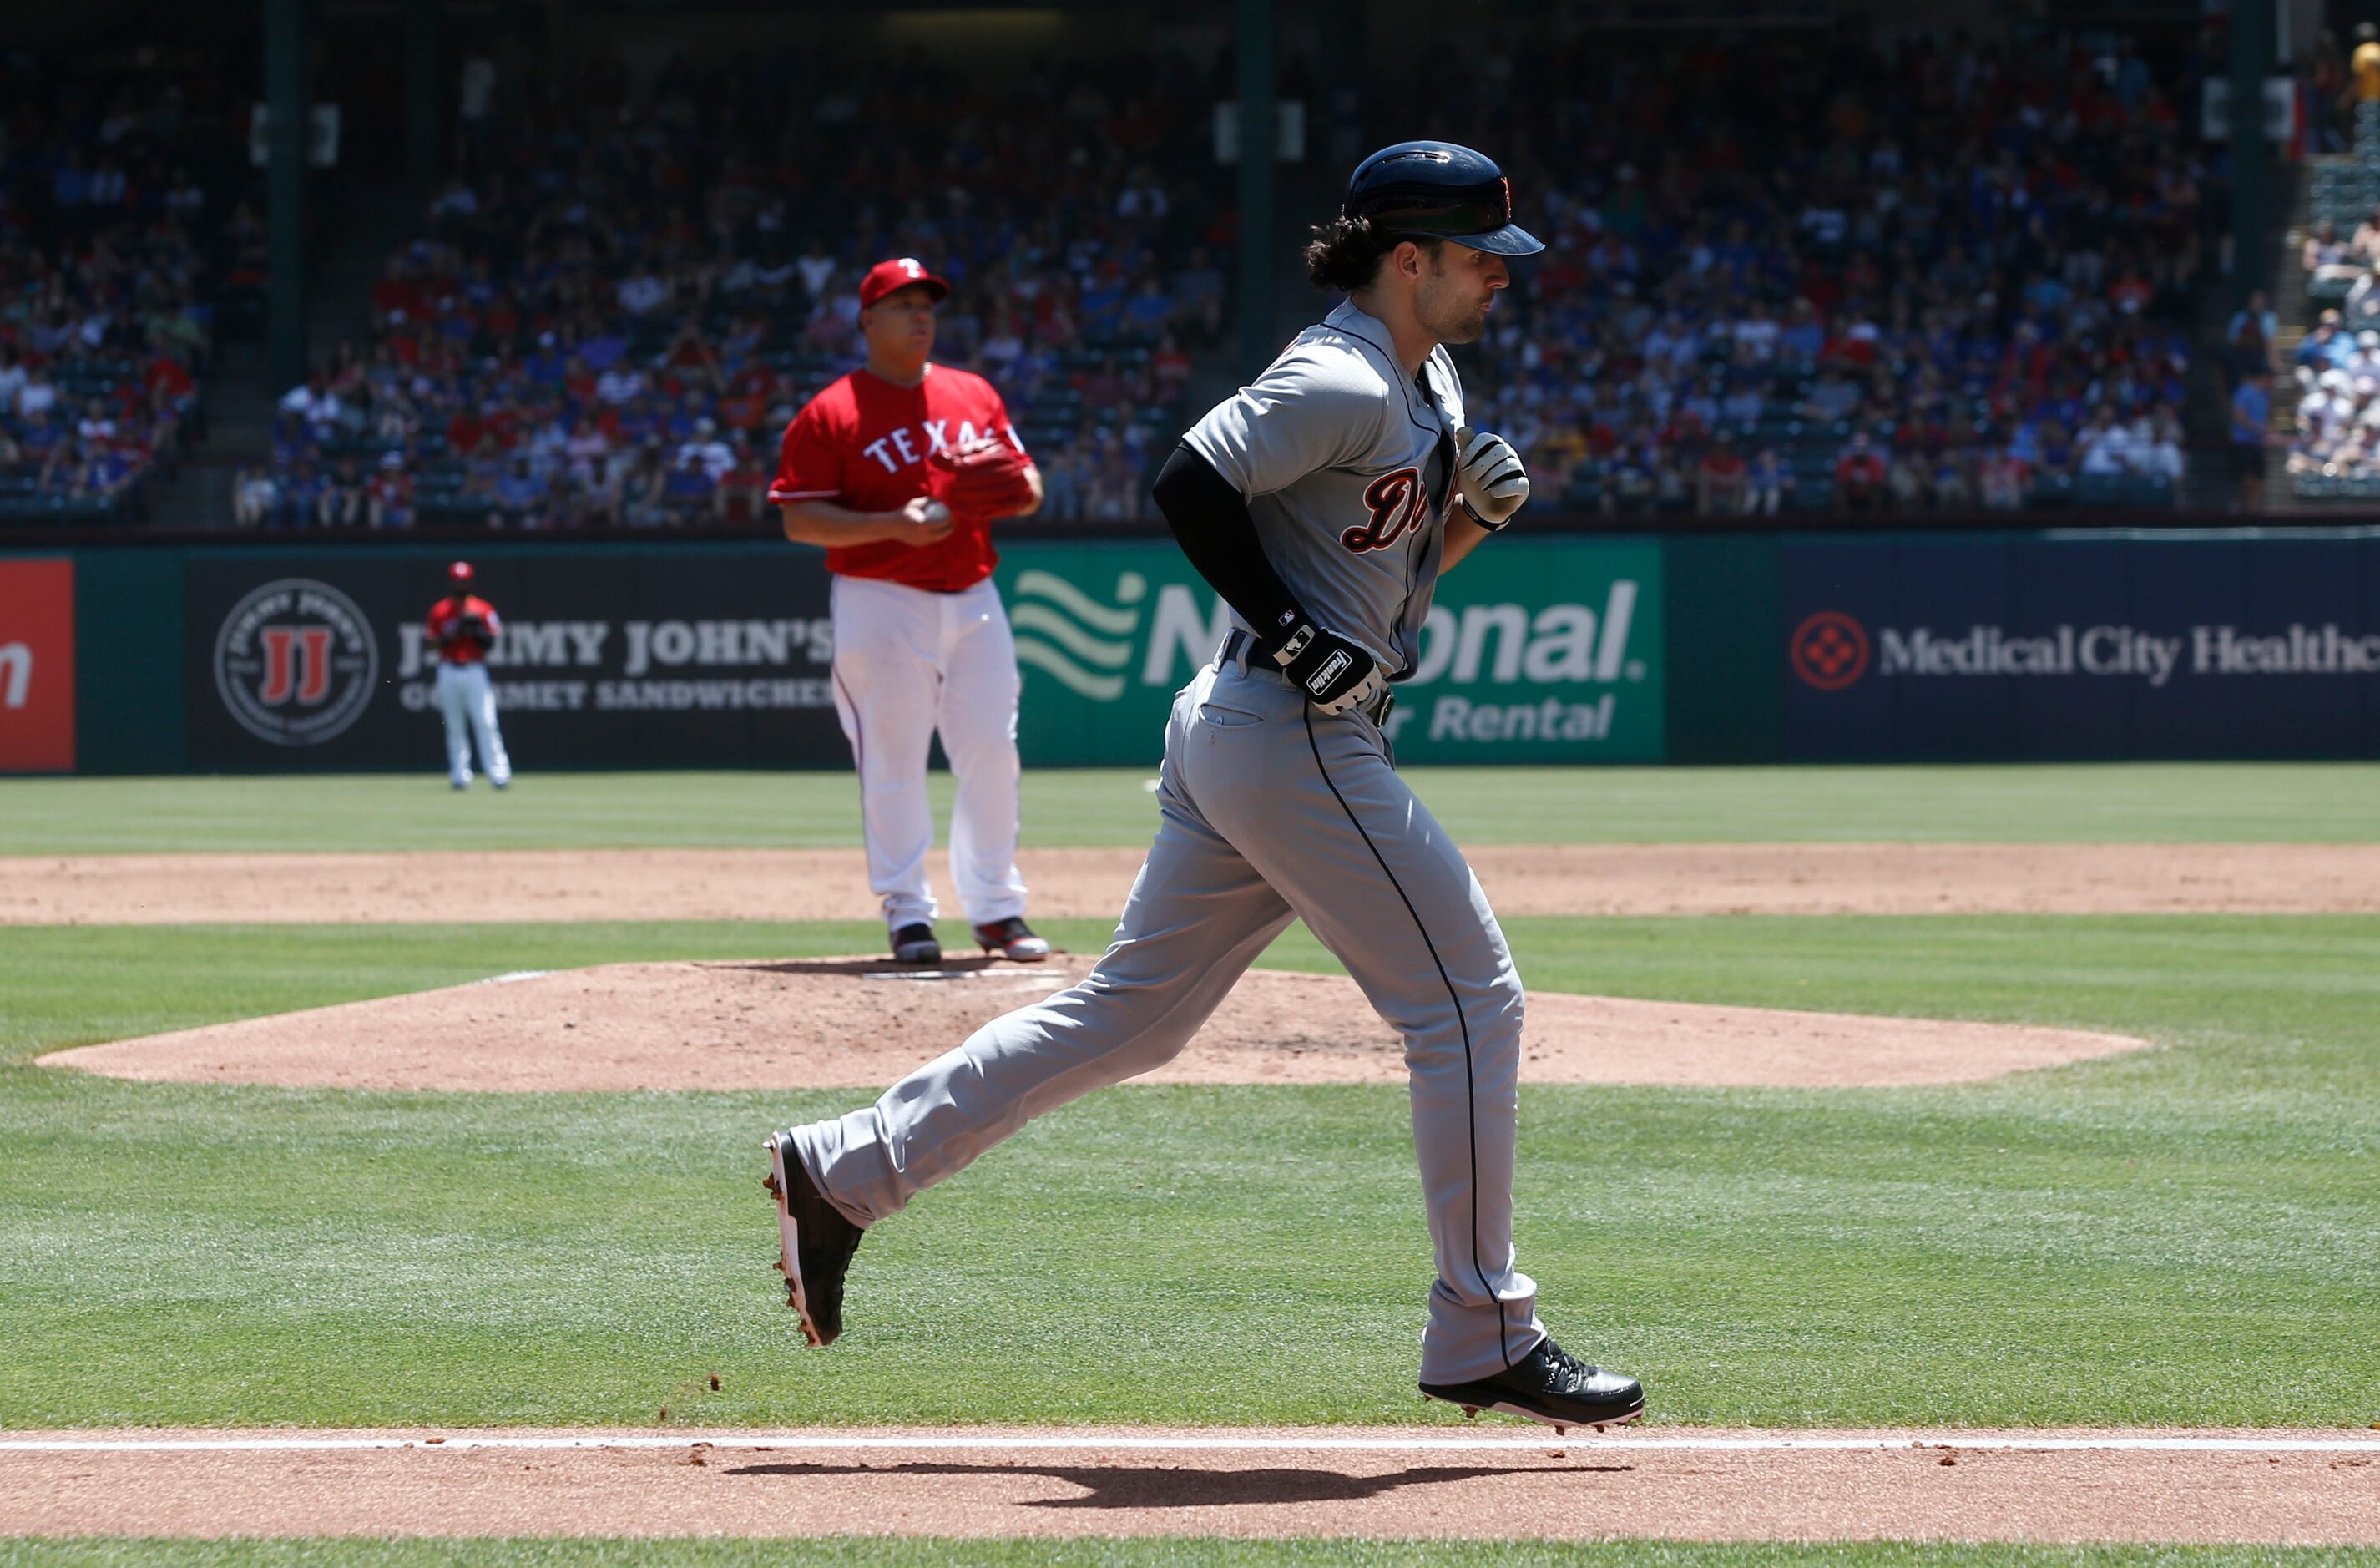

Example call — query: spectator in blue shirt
[1121,275,1175,340]
[578,329,628,371]
[2297,311,2355,372]
[659,448,715,518]
[2231,372,2271,512]
[1777,300,1826,362]
[493,456,543,512]
[1077,271,1128,340]
[278,460,325,527]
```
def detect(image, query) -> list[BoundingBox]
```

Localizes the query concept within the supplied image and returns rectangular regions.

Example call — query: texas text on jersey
[768,365,1026,594]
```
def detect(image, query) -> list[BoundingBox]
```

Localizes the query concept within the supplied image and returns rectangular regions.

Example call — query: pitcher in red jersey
[425,559,512,790]
[771,258,1049,965]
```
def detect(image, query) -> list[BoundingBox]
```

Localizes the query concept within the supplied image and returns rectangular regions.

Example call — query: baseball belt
[1220,629,1397,726]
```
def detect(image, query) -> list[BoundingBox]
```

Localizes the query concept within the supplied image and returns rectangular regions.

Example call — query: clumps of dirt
[38,954,2150,1092]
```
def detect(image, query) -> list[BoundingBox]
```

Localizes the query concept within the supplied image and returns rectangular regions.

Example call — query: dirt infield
[8,842,2380,925]
[39,953,2150,1092]
[5,1429,2375,1543]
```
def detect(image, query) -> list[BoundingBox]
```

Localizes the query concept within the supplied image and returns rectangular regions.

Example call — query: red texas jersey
[768,363,1028,593]
[426,594,502,665]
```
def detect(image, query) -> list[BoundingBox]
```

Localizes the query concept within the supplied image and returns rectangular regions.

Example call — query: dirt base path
[8,843,2380,925]
[40,954,2150,1091]
[5,1429,2375,1543]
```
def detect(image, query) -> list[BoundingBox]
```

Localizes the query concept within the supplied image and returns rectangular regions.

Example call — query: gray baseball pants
[791,645,1545,1383]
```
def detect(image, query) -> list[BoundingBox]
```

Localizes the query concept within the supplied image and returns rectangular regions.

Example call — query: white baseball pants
[828,573,1030,931]
[434,661,510,787]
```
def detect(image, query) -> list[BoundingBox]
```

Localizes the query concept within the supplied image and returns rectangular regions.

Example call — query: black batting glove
[1270,622,1387,716]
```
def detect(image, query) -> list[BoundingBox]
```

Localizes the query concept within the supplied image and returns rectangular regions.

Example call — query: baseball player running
[771,256,1049,965]
[426,559,511,791]
[765,144,1640,1431]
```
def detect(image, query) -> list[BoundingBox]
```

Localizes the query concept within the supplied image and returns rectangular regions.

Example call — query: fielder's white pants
[829,574,1029,931]
[434,661,510,787]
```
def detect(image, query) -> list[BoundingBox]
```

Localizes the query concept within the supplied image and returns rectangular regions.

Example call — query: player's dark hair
[1305,215,1439,292]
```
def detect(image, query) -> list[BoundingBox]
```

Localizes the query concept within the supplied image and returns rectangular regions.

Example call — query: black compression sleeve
[1150,444,1306,648]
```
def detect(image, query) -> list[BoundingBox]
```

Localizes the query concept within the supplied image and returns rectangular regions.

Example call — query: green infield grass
[2,763,2377,854]
[2,916,2374,1431]
[6,1542,2380,1567]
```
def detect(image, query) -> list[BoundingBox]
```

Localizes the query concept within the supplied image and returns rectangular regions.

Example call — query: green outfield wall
[995,537,1663,766]
[6,528,2377,773]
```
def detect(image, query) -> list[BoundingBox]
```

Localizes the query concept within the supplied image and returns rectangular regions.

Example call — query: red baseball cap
[448,560,474,583]
[858,257,950,309]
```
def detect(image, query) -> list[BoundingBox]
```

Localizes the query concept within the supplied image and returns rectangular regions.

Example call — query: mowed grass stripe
[3,763,2377,854]
[0,917,2373,1430]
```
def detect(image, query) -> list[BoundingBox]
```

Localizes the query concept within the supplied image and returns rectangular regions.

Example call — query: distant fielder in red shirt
[771,257,1048,964]
[426,559,512,790]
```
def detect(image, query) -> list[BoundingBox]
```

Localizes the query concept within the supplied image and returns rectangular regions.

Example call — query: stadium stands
[0,50,234,525]
[1447,26,2201,515]
[245,25,2206,533]
[0,21,2202,534]
[260,50,1223,529]
[2289,99,2380,500]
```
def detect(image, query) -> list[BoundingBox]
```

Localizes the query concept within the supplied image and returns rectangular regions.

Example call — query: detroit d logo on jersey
[1342,467,1428,553]
[214,579,381,745]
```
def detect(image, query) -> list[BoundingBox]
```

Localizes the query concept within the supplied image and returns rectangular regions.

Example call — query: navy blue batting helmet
[1341,140,1543,257]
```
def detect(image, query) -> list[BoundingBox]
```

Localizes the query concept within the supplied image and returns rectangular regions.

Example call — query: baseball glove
[926,436,1037,518]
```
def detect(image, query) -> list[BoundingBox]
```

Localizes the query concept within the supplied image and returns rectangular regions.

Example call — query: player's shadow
[721,956,1043,978]
[724,1459,1629,1508]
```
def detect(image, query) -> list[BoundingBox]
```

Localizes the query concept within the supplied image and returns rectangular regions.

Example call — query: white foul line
[5,1434,2379,1455]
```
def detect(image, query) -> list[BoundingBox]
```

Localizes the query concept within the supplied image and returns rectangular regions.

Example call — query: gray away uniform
[790,298,1546,1383]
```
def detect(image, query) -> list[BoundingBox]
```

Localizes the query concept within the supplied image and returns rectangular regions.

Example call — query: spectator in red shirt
[1835,431,1887,514]
[1695,441,1750,513]
[714,432,770,524]
[369,453,415,527]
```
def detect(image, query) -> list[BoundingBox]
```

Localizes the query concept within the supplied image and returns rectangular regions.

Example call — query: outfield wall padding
[73,552,184,775]
[177,544,841,772]
[1777,529,2380,761]
[22,528,2380,774]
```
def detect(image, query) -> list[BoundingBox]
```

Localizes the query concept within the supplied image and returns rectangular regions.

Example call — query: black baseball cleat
[762,1132,865,1346]
[974,917,1050,961]
[1420,1337,1645,1433]
[891,922,942,964]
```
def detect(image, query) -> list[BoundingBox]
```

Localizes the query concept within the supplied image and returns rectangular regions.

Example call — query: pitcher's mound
[40,956,2149,1092]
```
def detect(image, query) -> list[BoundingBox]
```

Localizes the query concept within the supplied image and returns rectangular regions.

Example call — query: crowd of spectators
[245,22,2215,531]
[1408,23,2204,514]
[0,49,235,523]
[2281,296,2380,499]
[255,47,1226,529]
[2286,93,2380,500]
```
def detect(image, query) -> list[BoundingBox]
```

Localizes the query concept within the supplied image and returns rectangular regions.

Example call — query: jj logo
[214,579,380,745]
[256,626,336,706]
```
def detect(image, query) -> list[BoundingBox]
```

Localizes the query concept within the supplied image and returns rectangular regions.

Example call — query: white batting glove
[1454,426,1530,530]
